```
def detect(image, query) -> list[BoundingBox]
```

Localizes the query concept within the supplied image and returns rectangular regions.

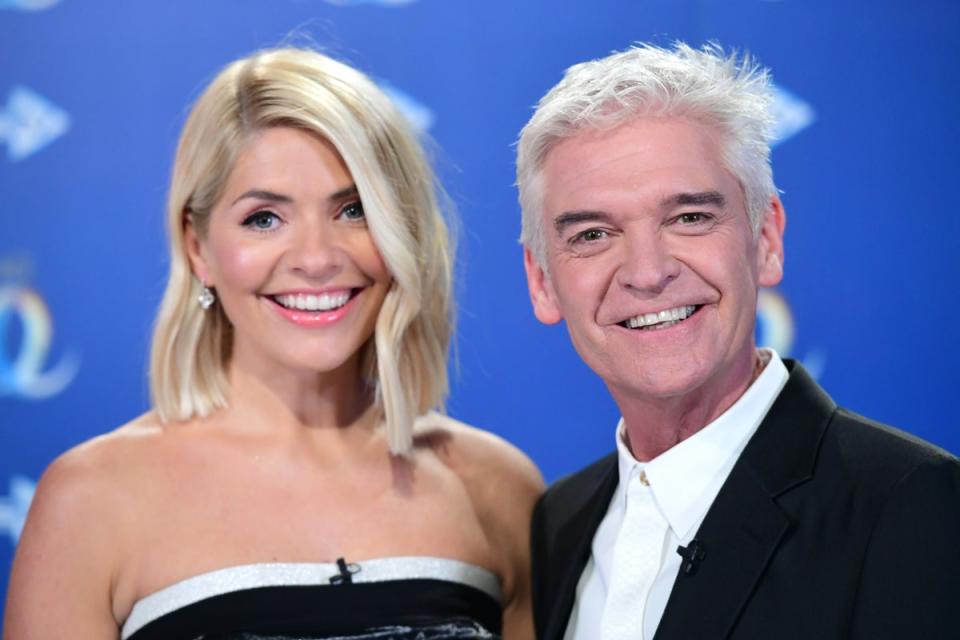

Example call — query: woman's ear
[184,213,211,285]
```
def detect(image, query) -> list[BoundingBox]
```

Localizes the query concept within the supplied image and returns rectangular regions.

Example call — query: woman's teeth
[273,292,351,312]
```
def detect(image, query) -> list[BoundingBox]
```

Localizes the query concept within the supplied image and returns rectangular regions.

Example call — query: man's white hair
[516,42,778,266]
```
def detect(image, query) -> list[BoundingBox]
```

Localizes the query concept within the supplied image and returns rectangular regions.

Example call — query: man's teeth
[273,292,351,312]
[624,305,697,330]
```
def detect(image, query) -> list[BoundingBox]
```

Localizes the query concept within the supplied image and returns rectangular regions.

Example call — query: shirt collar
[614,349,789,540]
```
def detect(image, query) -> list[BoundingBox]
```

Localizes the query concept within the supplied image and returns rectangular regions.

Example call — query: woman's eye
[339,201,365,221]
[242,210,280,231]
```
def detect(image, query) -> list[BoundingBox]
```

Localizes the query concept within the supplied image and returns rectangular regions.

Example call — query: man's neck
[614,350,768,462]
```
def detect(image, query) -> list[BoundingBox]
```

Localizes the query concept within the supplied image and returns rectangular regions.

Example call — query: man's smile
[617,304,702,331]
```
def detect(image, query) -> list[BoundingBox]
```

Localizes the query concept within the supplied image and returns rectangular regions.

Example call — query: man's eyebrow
[663,191,726,208]
[553,211,612,234]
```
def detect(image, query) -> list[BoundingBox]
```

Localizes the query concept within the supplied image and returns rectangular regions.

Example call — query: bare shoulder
[33,413,162,513]
[44,413,167,496]
[413,412,544,555]
[414,411,544,499]
[414,414,542,637]
[19,412,169,562]
[5,413,166,635]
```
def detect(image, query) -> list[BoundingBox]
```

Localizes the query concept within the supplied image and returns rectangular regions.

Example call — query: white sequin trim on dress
[120,556,502,639]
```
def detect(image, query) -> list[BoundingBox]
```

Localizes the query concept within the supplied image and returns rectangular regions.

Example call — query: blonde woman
[5,48,543,640]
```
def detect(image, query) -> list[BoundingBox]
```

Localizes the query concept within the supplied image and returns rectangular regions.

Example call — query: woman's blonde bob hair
[149,47,453,455]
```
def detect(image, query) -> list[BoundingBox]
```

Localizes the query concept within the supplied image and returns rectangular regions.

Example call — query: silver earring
[198,286,215,310]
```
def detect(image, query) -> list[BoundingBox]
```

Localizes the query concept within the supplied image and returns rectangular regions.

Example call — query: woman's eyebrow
[232,189,293,206]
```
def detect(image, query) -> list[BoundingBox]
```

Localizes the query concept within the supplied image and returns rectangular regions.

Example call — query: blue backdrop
[2,0,958,618]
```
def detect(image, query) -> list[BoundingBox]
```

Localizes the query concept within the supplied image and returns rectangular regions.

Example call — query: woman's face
[187,126,392,379]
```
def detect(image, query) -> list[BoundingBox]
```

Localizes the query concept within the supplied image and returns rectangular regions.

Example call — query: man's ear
[523,247,564,325]
[756,196,786,288]
[184,213,211,286]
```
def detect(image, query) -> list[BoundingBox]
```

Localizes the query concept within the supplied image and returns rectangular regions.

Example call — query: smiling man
[517,43,960,640]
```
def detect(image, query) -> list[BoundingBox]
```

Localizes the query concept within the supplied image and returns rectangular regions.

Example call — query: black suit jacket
[531,361,960,639]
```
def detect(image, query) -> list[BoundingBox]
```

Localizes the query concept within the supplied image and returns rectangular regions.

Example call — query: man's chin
[607,368,714,403]
[605,357,755,410]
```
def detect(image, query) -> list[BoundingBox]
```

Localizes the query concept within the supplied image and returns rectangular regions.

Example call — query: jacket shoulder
[768,361,958,493]
[539,453,617,511]
[534,452,618,548]
[531,453,618,640]
[827,413,960,638]
[826,408,959,484]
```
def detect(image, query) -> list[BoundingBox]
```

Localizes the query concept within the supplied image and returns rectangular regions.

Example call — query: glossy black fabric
[127,579,501,640]
[532,360,960,640]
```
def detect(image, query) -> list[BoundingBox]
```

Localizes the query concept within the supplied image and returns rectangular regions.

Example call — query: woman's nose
[286,224,345,280]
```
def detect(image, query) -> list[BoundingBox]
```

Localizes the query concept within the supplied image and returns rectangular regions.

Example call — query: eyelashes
[337,201,365,222]
[242,210,281,231]
[239,200,365,233]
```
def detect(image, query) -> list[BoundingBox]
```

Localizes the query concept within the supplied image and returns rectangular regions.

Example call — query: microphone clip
[329,557,361,585]
[677,539,706,575]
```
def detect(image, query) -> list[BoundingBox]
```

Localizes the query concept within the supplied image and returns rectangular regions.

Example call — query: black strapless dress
[121,557,502,640]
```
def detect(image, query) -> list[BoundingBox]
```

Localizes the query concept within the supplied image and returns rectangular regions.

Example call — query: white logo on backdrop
[323,0,417,6]
[771,85,815,147]
[0,285,80,399]
[379,82,435,132]
[0,86,71,162]
[756,289,794,355]
[762,87,821,376]
[756,289,826,378]
[0,0,60,11]
[0,475,36,546]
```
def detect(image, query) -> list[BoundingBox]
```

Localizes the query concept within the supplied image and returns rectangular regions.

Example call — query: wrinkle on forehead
[542,119,737,216]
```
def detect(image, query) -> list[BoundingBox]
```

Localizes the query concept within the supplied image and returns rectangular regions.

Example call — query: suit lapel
[654,362,835,640]
[652,462,792,640]
[542,455,619,640]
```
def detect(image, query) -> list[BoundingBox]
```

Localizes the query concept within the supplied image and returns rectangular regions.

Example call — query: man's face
[524,116,784,410]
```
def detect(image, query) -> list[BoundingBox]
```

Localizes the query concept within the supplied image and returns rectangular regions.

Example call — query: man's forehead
[540,117,734,213]
[544,117,723,177]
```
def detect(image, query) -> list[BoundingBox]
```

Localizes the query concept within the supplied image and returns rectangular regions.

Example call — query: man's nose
[287,224,344,279]
[615,230,681,293]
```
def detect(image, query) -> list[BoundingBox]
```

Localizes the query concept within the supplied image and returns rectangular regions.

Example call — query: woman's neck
[220,350,377,438]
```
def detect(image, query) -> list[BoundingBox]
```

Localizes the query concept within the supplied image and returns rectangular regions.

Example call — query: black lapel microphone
[676,539,706,575]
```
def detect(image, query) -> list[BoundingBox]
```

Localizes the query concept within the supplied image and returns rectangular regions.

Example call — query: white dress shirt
[564,350,789,640]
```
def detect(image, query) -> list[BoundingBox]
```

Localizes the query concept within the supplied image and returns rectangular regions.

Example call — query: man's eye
[242,210,280,231]
[677,212,710,225]
[339,201,365,221]
[571,228,608,244]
